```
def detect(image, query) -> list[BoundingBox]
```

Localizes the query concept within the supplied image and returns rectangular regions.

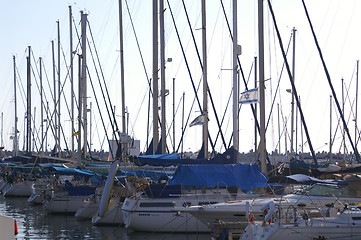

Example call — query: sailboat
[241,202,361,240]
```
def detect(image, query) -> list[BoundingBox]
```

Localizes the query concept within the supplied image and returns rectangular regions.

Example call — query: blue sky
[1,0,361,157]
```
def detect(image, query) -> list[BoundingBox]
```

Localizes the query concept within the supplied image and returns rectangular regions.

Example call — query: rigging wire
[300,0,360,162]
[180,0,226,152]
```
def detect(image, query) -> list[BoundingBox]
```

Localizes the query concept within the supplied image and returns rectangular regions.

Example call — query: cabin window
[139,202,175,208]
[198,201,218,206]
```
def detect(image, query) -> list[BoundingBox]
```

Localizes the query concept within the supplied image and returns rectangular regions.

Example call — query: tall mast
[290,28,296,154]
[13,56,18,156]
[160,0,166,154]
[77,53,82,161]
[258,0,267,173]
[51,40,57,153]
[57,20,61,157]
[69,6,75,157]
[202,0,208,158]
[152,0,159,154]
[40,57,44,154]
[26,46,32,153]
[81,11,88,159]
[119,0,126,161]
[232,0,239,162]
[119,0,126,134]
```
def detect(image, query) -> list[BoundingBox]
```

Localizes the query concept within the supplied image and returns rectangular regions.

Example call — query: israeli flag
[189,114,206,127]
[239,88,259,104]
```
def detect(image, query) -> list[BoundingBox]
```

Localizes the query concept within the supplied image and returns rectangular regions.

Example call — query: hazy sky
[1,0,361,157]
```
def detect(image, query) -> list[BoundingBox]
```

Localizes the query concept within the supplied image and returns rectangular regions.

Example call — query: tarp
[267,174,348,185]
[134,147,236,166]
[51,166,95,177]
[168,163,268,191]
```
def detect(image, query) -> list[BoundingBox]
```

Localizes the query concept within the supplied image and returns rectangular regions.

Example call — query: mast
[202,0,208,158]
[152,0,159,154]
[26,46,32,153]
[57,20,61,157]
[232,0,239,162]
[69,6,75,157]
[118,0,126,133]
[160,0,166,154]
[13,56,18,156]
[77,53,82,161]
[81,11,88,159]
[51,40,57,153]
[258,0,267,173]
[40,57,44,154]
[119,0,126,161]
[290,28,296,154]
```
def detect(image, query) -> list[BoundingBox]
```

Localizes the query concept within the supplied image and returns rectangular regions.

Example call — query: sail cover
[168,163,268,191]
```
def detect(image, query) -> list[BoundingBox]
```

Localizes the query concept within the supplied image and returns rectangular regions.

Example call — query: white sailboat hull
[242,210,361,240]
[45,195,87,213]
[92,204,123,225]
[3,181,33,197]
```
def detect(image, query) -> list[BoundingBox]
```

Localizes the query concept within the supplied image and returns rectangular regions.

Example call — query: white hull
[121,193,246,233]
[92,204,123,225]
[45,195,87,213]
[75,201,99,219]
[187,193,361,227]
[123,208,209,232]
[27,180,55,204]
[3,181,33,197]
[242,210,361,240]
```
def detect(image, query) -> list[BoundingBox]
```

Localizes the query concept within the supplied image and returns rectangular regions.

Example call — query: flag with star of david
[239,88,259,104]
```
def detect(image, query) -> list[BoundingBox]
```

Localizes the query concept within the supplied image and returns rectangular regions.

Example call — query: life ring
[15,177,23,183]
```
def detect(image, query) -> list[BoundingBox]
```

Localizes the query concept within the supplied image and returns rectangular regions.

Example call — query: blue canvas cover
[168,163,268,191]
[51,166,95,177]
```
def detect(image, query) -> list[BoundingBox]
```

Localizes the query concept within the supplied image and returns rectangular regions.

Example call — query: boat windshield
[294,184,361,198]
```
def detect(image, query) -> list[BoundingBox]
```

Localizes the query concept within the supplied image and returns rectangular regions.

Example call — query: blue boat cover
[168,163,268,191]
[51,166,95,176]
